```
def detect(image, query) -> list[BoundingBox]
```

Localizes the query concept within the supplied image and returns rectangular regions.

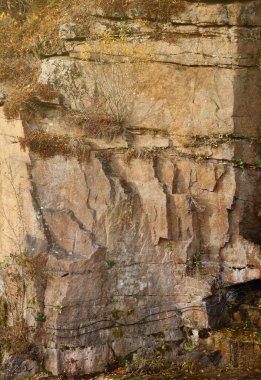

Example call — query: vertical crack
[27,163,53,249]
[152,156,173,240]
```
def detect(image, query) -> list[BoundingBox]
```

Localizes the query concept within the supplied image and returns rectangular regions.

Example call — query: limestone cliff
[0,0,260,377]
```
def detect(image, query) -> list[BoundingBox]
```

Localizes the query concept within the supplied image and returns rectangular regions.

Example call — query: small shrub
[91,63,140,127]
[186,250,205,277]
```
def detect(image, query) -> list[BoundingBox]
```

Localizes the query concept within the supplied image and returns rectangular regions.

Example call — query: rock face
[0,0,261,376]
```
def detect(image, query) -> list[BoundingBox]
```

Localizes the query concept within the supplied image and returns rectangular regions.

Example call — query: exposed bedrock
[0,0,260,376]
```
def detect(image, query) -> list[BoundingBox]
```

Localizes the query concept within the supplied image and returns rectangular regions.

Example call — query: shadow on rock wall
[234,0,261,244]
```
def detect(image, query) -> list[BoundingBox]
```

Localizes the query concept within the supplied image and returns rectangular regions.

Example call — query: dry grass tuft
[0,0,48,20]
[0,1,69,87]
[0,252,38,357]
[19,130,91,161]
[125,147,167,163]
[0,0,185,96]
[95,0,185,20]
[0,320,32,355]
[3,83,61,120]
[67,110,123,140]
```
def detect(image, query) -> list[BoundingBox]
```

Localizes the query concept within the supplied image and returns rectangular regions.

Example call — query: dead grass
[0,1,69,86]
[124,348,173,376]
[19,130,91,161]
[95,0,186,21]
[0,0,185,85]
[0,252,38,356]
[3,83,61,120]
[0,321,32,355]
[0,0,185,104]
[0,0,48,20]
[67,110,123,139]
[125,147,168,162]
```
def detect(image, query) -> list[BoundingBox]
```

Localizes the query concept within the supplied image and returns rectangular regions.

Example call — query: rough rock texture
[0,0,260,376]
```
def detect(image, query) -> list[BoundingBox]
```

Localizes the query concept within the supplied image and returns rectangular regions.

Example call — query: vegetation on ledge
[19,130,91,160]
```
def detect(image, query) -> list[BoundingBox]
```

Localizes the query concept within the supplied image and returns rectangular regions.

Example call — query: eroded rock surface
[0,0,260,376]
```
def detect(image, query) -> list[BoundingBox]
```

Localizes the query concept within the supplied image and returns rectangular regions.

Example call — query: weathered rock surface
[0,0,260,377]
[0,90,6,106]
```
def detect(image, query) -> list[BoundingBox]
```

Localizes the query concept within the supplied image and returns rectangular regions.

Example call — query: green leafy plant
[105,259,116,268]
[167,240,175,251]
[254,160,261,169]
[192,250,202,268]
[53,303,64,314]
[126,307,135,316]
[242,319,251,329]
[235,159,247,168]
[35,311,46,322]
[184,342,195,351]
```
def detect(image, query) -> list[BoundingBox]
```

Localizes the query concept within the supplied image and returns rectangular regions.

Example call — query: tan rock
[0,0,261,376]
